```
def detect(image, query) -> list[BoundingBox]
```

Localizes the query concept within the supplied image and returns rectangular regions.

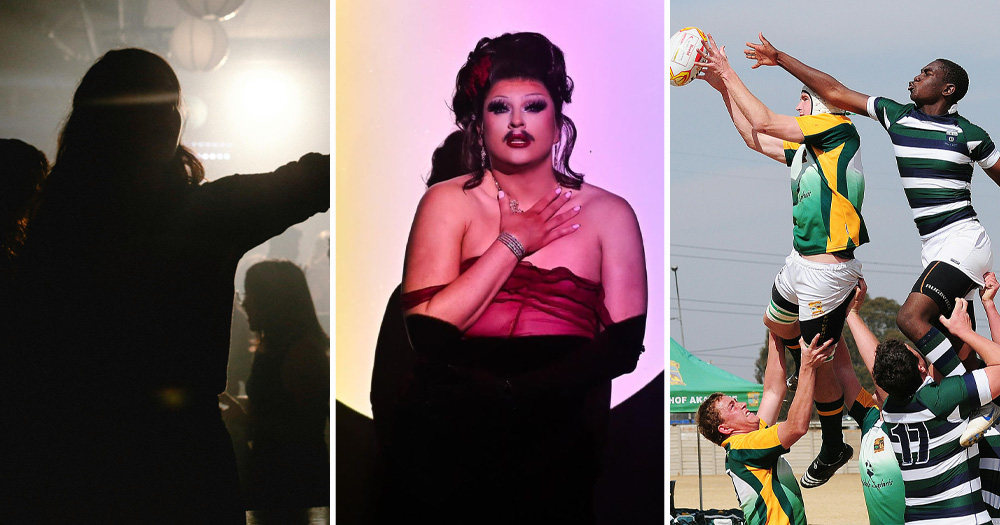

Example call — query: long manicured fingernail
[555,187,562,195]
[573,205,581,211]
[572,224,580,229]
[564,191,572,199]
[497,190,505,199]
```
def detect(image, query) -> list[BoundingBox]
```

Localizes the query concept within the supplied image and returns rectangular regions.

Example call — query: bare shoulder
[422,173,476,201]
[579,182,640,230]
[416,174,482,216]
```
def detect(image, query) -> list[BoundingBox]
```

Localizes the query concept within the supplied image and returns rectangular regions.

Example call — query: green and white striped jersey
[866,96,1000,237]
[881,371,994,524]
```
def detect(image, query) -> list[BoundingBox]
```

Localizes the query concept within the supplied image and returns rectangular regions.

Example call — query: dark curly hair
[873,339,925,400]
[451,32,582,190]
[935,58,969,104]
[696,392,728,445]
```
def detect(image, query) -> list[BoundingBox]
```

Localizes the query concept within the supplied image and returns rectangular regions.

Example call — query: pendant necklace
[492,173,523,214]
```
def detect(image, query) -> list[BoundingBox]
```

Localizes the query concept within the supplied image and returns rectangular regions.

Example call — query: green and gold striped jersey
[723,421,806,525]
[782,113,868,256]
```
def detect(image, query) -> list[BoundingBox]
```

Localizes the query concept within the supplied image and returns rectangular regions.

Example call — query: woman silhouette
[6,48,328,523]
[241,260,329,510]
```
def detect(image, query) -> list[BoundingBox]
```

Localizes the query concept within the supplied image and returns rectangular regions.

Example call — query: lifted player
[698,34,864,487]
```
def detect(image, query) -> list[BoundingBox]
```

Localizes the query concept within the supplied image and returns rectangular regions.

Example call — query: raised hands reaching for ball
[744,32,779,69]
[696,33,736,84]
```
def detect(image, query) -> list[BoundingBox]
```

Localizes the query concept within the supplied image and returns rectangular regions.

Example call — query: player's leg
[766,270,803,390]
[897,262,976,377]
[905,221,992,375]
[798,289,855,488]
[901,260,997,446]
[789,253,861,488]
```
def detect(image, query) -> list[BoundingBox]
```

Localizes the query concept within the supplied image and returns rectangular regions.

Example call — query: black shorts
[770,284,855,345]
[912,261,977,326]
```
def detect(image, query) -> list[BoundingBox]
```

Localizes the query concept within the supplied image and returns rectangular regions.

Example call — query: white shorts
[920,219,993,289]
[769,250,864,323]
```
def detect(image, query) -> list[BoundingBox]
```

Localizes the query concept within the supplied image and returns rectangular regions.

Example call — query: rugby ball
[670,27,707,87]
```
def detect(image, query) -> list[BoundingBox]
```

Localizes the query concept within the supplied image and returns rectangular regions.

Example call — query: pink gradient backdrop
[336,0,665,416]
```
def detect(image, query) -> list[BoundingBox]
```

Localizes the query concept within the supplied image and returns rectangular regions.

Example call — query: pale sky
[670,0,1000,381]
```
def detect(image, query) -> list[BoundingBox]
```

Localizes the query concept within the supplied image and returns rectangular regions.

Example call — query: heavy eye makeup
[486,98,549,114]
[487,100,510,114]
[524,99,549,112]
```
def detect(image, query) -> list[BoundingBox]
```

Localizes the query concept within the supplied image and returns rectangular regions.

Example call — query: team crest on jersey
[874,437,885,452]
[947,129,959,143]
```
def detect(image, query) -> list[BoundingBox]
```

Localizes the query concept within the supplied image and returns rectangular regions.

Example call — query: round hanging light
[175,0,245,21]
[169,17,230,72]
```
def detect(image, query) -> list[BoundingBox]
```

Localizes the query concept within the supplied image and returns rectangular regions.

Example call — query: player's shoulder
[870,96,914,120]
[872,95,909,110]
[953,112,993,137]
[798,112,857,130]
[729,421,780,450]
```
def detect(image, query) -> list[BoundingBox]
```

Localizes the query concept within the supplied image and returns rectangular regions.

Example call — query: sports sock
[816,396,845,463]
[782,337,801,374]
[916,326,965,376]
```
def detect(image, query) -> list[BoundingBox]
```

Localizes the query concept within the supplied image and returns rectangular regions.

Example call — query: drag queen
[386,32,647,524]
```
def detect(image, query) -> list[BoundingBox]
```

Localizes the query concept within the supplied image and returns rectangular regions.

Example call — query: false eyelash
[487,100,510,113]
[524,100,548,112]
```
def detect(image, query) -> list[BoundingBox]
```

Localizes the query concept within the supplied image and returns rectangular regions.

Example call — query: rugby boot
[960,402,1000,447]
[800,443,853,488]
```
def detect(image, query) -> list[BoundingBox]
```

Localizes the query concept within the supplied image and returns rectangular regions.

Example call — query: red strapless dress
[401,256,612,338]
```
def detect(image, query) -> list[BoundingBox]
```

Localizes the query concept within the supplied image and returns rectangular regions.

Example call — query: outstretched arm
[700,34,805,144]
[757,332,789,426]
[844,280,889,401]
[745,33,869,115]
[698,52,785,163]
[777,333,835,448]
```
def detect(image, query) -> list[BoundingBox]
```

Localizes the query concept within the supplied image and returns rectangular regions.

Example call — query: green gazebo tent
[669,338,763,413]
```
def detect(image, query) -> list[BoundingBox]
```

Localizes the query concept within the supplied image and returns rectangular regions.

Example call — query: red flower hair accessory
[464,55,492,97]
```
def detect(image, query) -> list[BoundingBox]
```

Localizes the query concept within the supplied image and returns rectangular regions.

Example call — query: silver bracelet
[497,232,525,260]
